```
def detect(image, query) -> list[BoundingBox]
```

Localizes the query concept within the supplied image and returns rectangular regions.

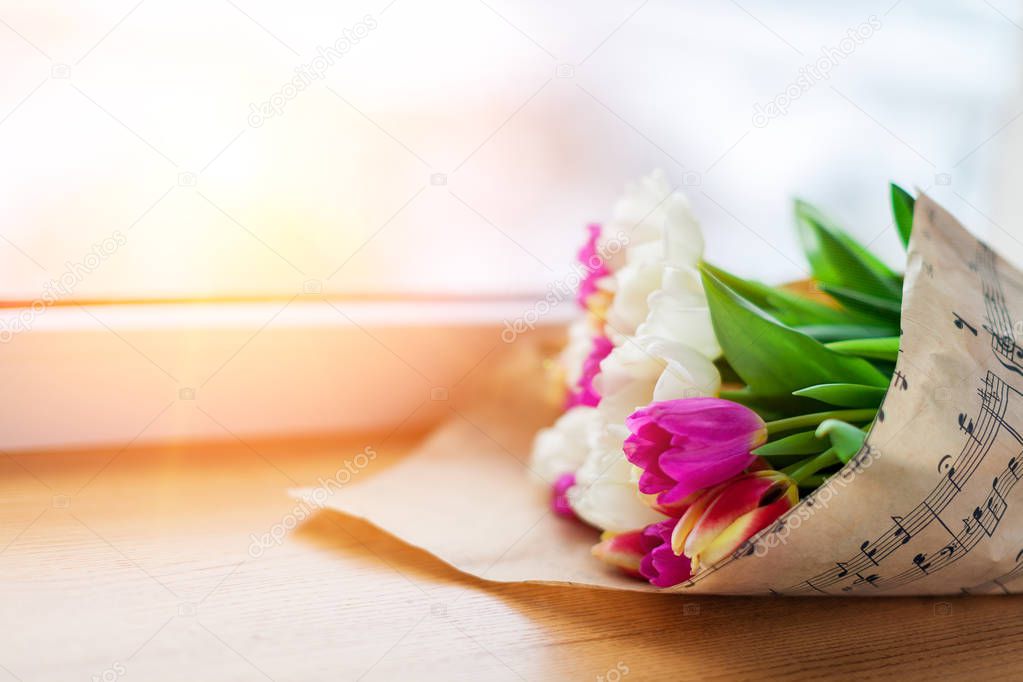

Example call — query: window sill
[0,299,570,452]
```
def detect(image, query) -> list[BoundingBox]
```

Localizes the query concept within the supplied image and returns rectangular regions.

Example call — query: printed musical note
[891,516,912,545]
[954,313,978,336]
[937,455,962,492]
[958,413,978,442]
[986,478,1007,522]
[971,506,997,537]
[852,573,880,588]
[859,540,878,566]
[945,467,961,492]
[893,371,909,390]
[913,553,931,574]
[962,515,977,538]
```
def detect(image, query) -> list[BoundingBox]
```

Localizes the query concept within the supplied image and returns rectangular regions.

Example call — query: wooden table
[4,425,1023,681]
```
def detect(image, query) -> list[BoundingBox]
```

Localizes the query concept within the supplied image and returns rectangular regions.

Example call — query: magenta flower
[551,472,577,519]
[629,470,797,587]
[565,334,613,409]
[576,223,611,311]
[639,518,694,587]
[624,398,768,506]
[591,523,694,586]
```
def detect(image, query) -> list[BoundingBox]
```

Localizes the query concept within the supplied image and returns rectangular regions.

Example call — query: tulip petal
[670,485,724,555]
[551,472,578,519]
[684,472,793,560]
[692,488,798,571]
[566,335,613,409]
[639,519,693,588]
[656,448,756,503]
[591,529,646,577]
[577,223,611,310]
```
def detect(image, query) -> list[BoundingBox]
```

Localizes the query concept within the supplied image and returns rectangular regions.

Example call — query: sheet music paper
[298,194,1023,595]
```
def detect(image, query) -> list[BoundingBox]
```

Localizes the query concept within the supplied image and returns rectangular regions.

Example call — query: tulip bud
[672,470,798,572]
[624,397,768,506]
[638,518,693,588]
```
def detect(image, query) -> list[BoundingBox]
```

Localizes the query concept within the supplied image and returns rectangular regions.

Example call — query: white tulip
[603,260,662,338]
[529,406,603,483]
[559,318,596,389]
[612,170,704,265]
[594,336,721,424]
[636,266,721,360]
[605,171,706,337]
[568,423,665,533]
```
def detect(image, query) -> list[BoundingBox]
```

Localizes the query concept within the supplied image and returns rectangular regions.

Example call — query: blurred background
[1,0,1021,304]
[3,0,1023,450]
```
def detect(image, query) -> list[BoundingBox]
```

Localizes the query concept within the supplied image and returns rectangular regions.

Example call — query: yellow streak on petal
[670,487,718,556]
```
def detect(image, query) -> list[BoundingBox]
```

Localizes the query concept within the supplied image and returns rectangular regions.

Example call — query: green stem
[783,448,839,484]
[766,409,876,435]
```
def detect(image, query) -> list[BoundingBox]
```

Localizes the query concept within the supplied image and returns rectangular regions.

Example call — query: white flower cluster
[531,171,723,532]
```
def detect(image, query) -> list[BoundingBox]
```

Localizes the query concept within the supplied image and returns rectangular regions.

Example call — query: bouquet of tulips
[532,171,916,588]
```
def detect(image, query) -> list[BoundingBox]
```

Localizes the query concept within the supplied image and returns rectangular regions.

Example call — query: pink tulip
[624,398,768,506]
[671,470,798,572]
[592,487,706,587]
[565,334,613,409]
[638,518,694,587]
[576,223,611,311]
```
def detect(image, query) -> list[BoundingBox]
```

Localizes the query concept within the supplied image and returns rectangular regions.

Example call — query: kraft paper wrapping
[299,194,1023,595]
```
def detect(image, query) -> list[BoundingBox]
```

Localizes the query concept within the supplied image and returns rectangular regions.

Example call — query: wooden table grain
[3,429,1023,682]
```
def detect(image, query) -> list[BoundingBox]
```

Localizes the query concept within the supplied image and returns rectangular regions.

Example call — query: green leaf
[718,387,822,422]
[794,324,900,343]
[753,430,829,457]
[793,383,888,408]
[795,200,902,300]
[701,266,891,397]
[826,337,901,362]
[817,283,903,322]
[816,419,868,463]
[891,183,915,249]
[700,263,862,327]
